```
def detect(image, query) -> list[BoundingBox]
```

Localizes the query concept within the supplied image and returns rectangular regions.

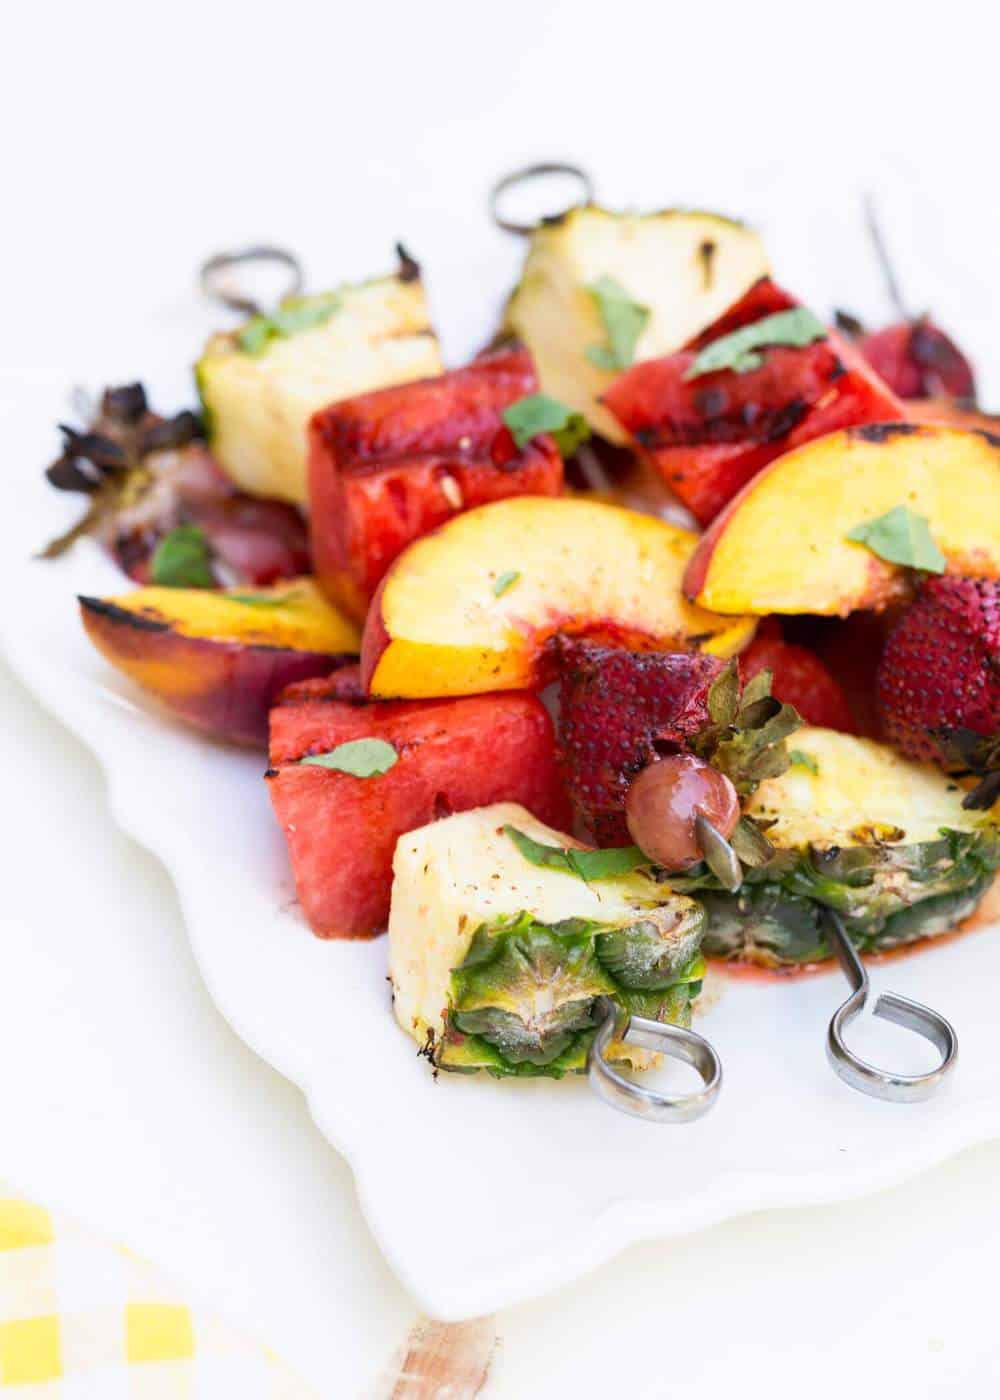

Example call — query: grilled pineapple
[388,803,705,1077]
[196,261,442,505]
[502,206,769,444]
[682,728,1000,965]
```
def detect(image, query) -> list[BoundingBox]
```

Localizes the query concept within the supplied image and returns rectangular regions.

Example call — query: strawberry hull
[602,280,903,524]
[267,669,570,938]
[308,347,563,618]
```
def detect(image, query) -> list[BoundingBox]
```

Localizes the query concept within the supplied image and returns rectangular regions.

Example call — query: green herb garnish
[502,394,591,459]
[299,738,398,777]
[149,525,215,588]
[846,505,946,573]
[226,590,303,608]
[585,276,650,371]
[789,750,820,775]
[683,307,827,380]
[493,570,521,598]
[239,293,342,356]
[504,826,646,882]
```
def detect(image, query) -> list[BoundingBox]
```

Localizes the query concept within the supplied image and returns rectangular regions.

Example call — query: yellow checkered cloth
[0,1189,320,1395]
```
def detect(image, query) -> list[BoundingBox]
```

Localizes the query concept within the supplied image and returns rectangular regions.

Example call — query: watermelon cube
[602,279,903,525]
[308,346,564,619]
[267,665,570,938]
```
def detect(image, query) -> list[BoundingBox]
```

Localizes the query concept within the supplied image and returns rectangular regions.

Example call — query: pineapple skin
[689,729,1000,966]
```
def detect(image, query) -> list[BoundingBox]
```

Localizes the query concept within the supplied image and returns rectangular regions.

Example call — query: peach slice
[79,578,359,746]
[362,496,755,698]
[685,424,1000,617]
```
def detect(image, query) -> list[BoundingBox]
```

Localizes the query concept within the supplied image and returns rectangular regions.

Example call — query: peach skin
[79,577,359,746]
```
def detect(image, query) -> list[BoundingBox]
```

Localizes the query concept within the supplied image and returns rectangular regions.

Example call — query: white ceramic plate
[4,366,1000,1324]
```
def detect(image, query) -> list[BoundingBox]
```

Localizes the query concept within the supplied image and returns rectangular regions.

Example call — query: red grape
[625,755,739,871]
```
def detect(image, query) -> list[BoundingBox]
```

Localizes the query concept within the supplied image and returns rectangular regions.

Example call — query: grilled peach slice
[79,578,359,746]
[684,424,1000,617]
[362,496,755,698]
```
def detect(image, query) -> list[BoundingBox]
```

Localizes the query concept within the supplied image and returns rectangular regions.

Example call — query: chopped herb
[149,525,215,588]
[504,825,646,881]
[585,276,650,371]
[493,570,521,598]
[846,505,946,573]
[238,293,342,356]
[226,590,303,608]
[684,307,827,380]
[300,738,398,777]
[502,393,591,459]
[789,750,820,775]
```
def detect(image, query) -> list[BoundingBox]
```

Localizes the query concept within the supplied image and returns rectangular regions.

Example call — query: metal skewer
[490,161,595,235]
[199,244,304,316]
[823,908,958,1103]
[587,997,722,1123]
[586,810,732,1123]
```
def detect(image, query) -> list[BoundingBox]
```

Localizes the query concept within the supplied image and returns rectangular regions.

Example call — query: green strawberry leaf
[299,738,398,777]
[846,505,946,573]
[149,525,215,588]
[684,307,827,381]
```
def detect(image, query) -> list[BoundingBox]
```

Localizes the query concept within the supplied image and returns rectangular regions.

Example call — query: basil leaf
[299,738,398,777]
[585,276,650,371]
[788,750,820,775]
[239,293,341,356]
[150,525,215,588]
[226,590,303,608]
[684,307,827,380]
[846,505,946,573]
[504,826,646,881]
[502,393,590,459]
[493,570,521,598]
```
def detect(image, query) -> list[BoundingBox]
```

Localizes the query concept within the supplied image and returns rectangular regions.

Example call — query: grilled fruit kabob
[559,649,1000,968]
[388,803,706,1077]
[43,382,310,586]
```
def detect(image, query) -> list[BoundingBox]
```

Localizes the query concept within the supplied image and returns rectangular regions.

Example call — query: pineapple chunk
[388,803,705,1077]
[692,728,1000,966]
[196,266,442,505]
[502,206,769,444]
[748,728,995,849]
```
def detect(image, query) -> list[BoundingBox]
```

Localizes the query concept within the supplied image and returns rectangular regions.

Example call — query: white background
[5,1,1000,1394]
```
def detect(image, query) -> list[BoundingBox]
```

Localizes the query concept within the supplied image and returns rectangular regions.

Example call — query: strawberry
[739,620,856,732]
[877,576,1000,772]
[556,639,724,844]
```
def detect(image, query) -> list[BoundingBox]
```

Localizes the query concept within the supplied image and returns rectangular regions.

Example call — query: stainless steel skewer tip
[587,997,722,1124]
[823,909,957,1103]
[490,162,596,236]
[199,245,304,317]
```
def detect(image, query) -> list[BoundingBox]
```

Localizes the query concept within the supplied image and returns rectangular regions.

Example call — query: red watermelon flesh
[267,667,570,938]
